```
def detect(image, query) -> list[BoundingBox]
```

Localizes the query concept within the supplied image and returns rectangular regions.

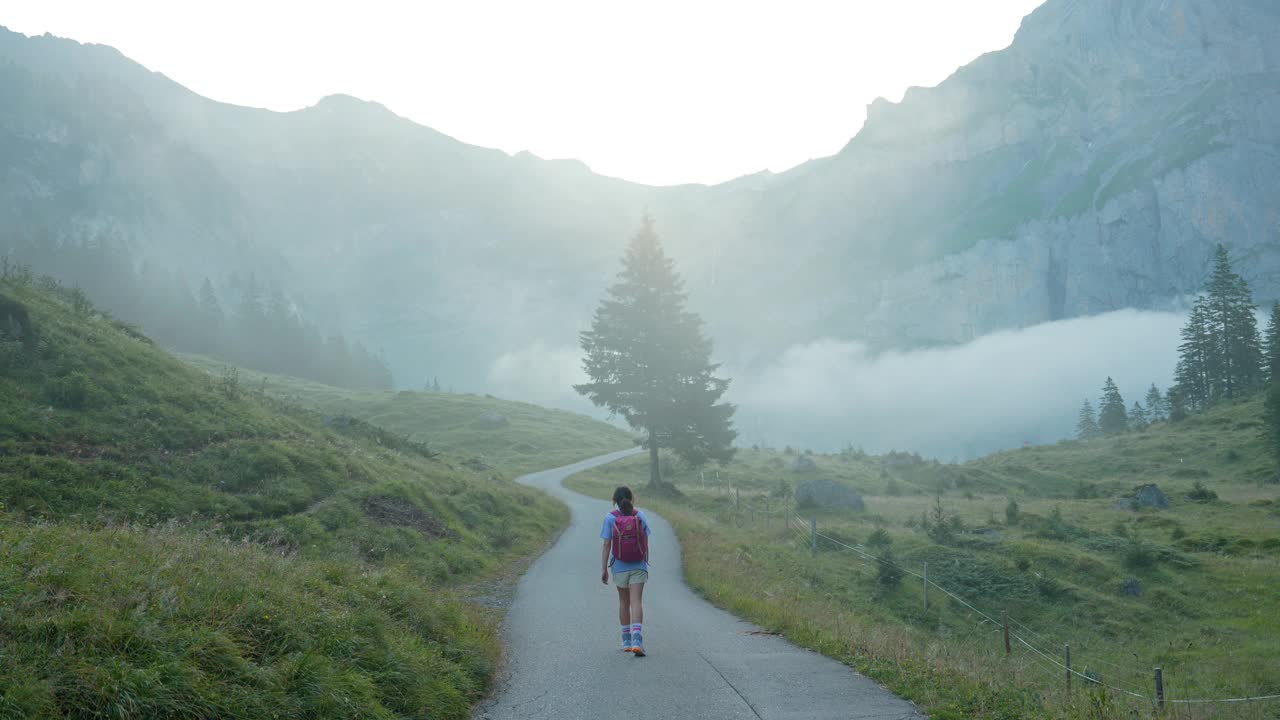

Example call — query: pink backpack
[610,510,648,564]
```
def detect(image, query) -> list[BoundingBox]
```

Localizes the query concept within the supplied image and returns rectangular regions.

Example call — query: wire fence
[718,496,1280,709]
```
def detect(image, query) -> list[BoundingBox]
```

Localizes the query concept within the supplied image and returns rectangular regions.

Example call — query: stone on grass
[1114,483,1169,511]
[795,479,864,511]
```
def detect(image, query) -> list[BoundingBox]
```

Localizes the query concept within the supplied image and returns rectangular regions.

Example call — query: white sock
[632,623,642,636]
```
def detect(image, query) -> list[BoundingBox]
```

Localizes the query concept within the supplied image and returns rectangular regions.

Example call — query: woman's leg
[616,585,632,626]
[627,581,645,625]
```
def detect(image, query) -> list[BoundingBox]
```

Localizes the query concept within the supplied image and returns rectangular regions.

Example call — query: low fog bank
[729,309,1184,459]
[486,309,1186,460]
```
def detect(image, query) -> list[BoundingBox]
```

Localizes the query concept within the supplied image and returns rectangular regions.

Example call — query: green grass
[180,354,634,476]
[0,276,625,718]
[566,401,1280,719]
[0,522,491,719]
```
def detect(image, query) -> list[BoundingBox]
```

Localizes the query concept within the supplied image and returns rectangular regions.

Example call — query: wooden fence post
[1002,611,1011,656]
[1065,644,1071,695]
[810,515,817,556]
[1154,668,1164,711]
[922,562,929,612]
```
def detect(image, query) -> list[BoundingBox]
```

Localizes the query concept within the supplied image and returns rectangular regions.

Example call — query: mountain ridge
[2,0,1278,399]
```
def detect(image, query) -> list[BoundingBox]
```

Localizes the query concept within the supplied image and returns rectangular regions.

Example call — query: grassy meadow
[180,354,634,476]
[0,276,626,718]
[567,400,1280,720]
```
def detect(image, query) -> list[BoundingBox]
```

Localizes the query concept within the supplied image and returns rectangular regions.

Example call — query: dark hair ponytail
[612,486,635,515]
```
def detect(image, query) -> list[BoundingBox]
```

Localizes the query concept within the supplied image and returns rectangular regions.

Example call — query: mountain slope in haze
[0,273,611,718]
[179,354,635,475]
[1,0,1278,391]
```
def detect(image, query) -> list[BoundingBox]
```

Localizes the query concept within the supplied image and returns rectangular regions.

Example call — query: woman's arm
[600,541,611,585]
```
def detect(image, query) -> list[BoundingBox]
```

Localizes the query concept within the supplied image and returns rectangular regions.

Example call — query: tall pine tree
[1174,296,1213,411]
[1166,386,1189,422]
[1264,301,1280,384]
[1098,377,1128,436]
[1129,401,1148,431]
[1205,244,1263,399]
[576,216,737,488]
[1144,384,1166,423]
[1076,399,1100,440]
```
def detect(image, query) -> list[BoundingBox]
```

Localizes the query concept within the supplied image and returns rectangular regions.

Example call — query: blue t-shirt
[601,510,651,573]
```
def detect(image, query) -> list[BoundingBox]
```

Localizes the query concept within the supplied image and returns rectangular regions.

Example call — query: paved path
[476,449,924,720]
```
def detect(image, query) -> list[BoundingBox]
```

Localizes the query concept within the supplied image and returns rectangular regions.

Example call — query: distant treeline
[1078,244,1280,473]
[1,234,393,390]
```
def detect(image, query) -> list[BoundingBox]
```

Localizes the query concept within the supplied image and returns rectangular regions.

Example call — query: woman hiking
[600,485,651,657]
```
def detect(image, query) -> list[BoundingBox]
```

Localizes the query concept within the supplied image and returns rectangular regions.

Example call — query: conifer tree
[1205,244,1263,398]
[1264,301,1280,384]
[1175,296,1213,411]
[1076,399,1100,440]
[1098,377,1128,436]
[1129,401,1148,430]
[1167,386,1189,422]
[576,216,737,488]
[1144,384,1166,423]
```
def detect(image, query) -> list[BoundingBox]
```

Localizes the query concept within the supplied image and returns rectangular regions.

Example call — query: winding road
[475,449,924,720]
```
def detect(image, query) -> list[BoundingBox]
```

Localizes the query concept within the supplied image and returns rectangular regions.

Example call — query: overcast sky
[5,0,1045,186]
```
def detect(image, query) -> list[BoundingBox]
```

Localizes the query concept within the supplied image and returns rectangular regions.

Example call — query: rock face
[795,480,864,511]
[1,0,1279,387]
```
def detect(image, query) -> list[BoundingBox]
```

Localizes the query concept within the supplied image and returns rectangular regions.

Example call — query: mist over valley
[3,0,1280,460]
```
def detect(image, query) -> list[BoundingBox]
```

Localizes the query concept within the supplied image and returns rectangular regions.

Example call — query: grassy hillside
[567,400,1280,719]
[180,355,634,476]
[0,276,612,718]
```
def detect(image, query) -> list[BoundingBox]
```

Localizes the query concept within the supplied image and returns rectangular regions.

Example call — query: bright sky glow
[5,0,1044,186]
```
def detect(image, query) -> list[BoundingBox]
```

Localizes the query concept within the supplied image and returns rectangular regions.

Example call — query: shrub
[1122,539,1157,569]
[1186,481,1218,502]
[1005,497,1019,526]
[876,548,904,588]
[925,497,956,544]
[1035,506,1081,541]
[46,371,99,409]
[772,478,792,499]
[220,365,241,399]
[867,528,892,549]
[68,286,93,315]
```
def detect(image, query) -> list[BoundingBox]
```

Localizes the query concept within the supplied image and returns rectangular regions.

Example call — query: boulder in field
[477,412,509,429]
[1114,483,1169,511]
[795,479,864,511]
